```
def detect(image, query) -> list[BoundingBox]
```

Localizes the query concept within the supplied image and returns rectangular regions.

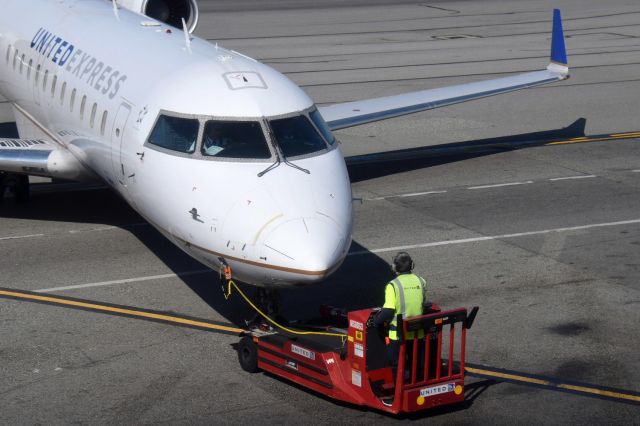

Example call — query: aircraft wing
[319,9,569,131]
[0,138,56,177]
[0,138,94,180]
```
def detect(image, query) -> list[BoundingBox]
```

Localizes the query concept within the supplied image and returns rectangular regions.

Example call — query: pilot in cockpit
[202,125,232,156]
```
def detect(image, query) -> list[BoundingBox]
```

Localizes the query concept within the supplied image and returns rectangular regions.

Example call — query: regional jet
[0,1,569,288]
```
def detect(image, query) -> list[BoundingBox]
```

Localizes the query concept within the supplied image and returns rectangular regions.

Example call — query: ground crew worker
[373,251,427,369]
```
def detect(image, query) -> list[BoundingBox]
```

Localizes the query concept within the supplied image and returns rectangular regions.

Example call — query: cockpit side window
[201,121,271,159]
[148,114,199,154]
[269,115,327,158]
[309,109,336,145]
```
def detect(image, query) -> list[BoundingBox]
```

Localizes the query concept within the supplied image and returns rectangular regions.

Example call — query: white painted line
[69,226,117,234]
[1,223,148,239]
[632,170,640,173]
[348,218,640,256]
[397,190,447,198]
[0,233,45,241]
[467,181,533,190]
[68,223,148,234]
[549,175,596,181]
[35,269,213,293]
[368,190,447,201]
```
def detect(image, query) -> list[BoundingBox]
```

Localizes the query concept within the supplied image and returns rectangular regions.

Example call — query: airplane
[0,1,569,292]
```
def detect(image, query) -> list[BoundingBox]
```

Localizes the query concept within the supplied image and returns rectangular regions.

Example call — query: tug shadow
[243,371,496,419]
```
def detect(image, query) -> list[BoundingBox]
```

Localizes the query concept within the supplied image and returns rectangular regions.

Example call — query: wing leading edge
[320,9,569,131]
[0,138,94,181]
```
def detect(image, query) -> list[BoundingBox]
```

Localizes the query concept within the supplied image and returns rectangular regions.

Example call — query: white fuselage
[0,0,354,287]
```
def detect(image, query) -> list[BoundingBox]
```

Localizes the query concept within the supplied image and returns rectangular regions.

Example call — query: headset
[392,251,414,273]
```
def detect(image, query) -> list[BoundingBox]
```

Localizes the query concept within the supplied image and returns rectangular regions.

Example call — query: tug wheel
[238,336,259,373]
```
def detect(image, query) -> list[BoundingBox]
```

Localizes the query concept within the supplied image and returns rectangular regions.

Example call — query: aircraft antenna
[181,18,192,54]
[111,0,120,21]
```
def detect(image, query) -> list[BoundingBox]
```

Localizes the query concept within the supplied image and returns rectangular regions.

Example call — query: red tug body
[237,304,478,415]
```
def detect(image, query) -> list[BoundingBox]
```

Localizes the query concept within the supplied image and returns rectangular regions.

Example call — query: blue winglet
[550,9,567,65]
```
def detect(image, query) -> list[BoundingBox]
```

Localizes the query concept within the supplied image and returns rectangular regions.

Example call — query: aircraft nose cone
[263,217,346,277]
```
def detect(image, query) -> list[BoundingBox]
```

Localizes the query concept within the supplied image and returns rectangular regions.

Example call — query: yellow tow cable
[223,280,346,342]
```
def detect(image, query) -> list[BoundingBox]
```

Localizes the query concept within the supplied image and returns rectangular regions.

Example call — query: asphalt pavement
[1,0,639,424]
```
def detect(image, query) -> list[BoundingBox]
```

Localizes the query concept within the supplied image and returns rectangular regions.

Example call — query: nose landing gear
[254,287,282,322]
[243,287,288,331]
[219,259,283,329]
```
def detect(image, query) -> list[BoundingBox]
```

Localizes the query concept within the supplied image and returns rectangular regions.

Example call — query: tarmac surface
[1,0,639,424]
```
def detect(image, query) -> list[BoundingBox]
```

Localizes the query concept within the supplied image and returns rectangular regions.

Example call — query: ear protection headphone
[392,251,414,273]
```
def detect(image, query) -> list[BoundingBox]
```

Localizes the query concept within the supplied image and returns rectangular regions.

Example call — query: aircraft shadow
[0,119,585,326]
[125,221,394,325]
[0,182,392,325]
[0,183,391,324]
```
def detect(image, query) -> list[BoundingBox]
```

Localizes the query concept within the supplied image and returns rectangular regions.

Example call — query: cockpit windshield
[201,121,271,159]
[148,115,199,154]
[147,110,333,162]
[269,115,327,158]
[309,109,336,145]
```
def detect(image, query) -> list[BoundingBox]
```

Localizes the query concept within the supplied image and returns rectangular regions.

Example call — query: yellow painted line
[557,384,640,403]
[0,289,244,334]
[547,135,637,146]
[465,366,550,386]
[611,132,640,137]
[466,366,640,404]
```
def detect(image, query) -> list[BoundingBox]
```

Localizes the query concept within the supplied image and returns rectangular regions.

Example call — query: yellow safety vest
[383,273,427,340]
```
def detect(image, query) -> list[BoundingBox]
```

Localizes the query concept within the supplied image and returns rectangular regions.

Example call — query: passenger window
[201,121,271,159]
[90,103,97,128]
[35,64,41,85]
[51,75,57,96]
[19,54,24,74]
[27,58,33,80]
[80,95,86,119]
[100,110,108,135]
[309,109,336,145]
[269,115,327,157]
[5,45,10,64]
[60,82,66,104]
[148,115,199,154]
[13,50,18,69]
[43,69,48,91]
[70,88,76,112]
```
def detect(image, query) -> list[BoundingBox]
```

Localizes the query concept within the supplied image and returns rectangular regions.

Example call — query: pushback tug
[226,279,479,415]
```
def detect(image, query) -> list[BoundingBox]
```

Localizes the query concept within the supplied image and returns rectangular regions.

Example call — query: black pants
[388,339,426,380]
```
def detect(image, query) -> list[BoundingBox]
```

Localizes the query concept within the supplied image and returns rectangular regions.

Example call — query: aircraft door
[111,102,132,188]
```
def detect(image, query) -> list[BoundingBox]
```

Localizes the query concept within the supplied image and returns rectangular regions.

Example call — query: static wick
[111,0,120,21]
[182,18,192,53]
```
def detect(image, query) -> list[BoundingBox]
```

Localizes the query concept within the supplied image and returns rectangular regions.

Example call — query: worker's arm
[419,276,428,308]
[373,283,396,327]
[373,308,395,327]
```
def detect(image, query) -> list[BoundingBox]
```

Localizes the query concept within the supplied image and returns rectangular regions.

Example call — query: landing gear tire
[14,174,30,203]
[238,336,259,373]
[0,172,5,203]
[0,173,30,203]
[256,288,281,319]
[245,288,285,329]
